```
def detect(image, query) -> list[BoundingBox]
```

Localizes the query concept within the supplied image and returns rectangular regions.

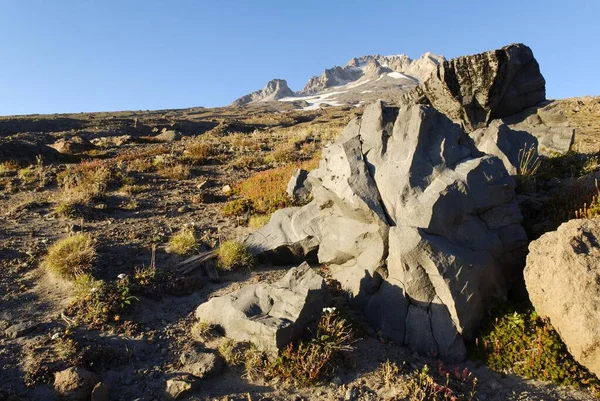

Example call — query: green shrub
[42,234,97,280]
[268,310,355,387]
[471,303,600,391]
[217,241,254,270]
[167,229,198,256]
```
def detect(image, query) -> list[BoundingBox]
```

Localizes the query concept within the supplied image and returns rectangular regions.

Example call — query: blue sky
[1,0,598,116]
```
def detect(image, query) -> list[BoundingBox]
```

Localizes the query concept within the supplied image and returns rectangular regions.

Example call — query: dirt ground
[1,98,599,401]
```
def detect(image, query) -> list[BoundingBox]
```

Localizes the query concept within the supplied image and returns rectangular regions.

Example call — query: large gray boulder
[242,44,540,361]
[524,219,600,378]
[406,43,546,131]
[470,103,575,174]
[195,262,328,354]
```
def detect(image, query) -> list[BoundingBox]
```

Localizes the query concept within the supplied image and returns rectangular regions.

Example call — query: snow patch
[387,72,413,80]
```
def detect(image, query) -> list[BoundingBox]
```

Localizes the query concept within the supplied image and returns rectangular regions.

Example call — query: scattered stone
[221,185,232,195]
[179,349,222,379]
[5,321,38,339]
[525,218,600,378]
[90,135,132,148]
[165,373,199,400]
[49,136,95,154]
[54,367,100,401]
[155,129,181,142]
[195,262,329,354]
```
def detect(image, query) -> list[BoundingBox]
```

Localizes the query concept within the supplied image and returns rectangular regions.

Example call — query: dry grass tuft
[217,240,254,270]
[167,228,198,255]
[42,234,97,280]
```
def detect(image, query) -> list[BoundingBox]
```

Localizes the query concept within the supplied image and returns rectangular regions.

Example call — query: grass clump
[217,240,254,271]
[183,141,215,165]
[471,303,600,391]
[248,214,271,228]
[167,228,198,256]
[57,160,113,203]
[42,234,97,280]
[157,161,192,180]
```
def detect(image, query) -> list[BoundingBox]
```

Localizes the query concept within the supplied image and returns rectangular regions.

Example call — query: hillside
[1,44,600,401]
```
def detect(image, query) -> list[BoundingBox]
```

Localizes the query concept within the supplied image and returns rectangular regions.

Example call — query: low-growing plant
[157,161,192,180]
[118,184,147,195]
[220,199,252,217]
[218,339,247,366]
[229,154,265,171]
[66,274,138,329]
[42,234,97,280]
[248,214,271,228]
[191,321,217,341]
[217,240,254,270]
[167,228,198,256]
[267,310,355,387]
[17,156,49,188]
[265,142,297,164]
[471,303,600,392]
[54,200,85,218]
[57,160,113,203]
[402,364,478,401]
[0,160,20,175]
[183,141,215,165]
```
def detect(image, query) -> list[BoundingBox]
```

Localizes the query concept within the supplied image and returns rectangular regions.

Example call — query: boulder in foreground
[195,262,329,354]
[525,218,600,379]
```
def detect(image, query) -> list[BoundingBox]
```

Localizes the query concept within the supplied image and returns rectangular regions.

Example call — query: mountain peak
[232,79,294,107]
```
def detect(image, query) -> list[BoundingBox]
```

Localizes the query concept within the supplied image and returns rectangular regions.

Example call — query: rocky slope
[231,52,445,109]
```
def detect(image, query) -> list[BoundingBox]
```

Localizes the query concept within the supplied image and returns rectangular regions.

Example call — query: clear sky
[1,0,598,116]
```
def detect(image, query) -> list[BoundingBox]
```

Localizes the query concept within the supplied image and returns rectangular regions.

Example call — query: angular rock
[470,104,575,174]
[50,136,95,154]
[409,43,546,131]
[165,373,199,400]
[242,44,536,362]
[155,129,181,142]
[195,262,329,354]
[524,219,600,378]
[243,206,321,264]
[5,321,38,339]
[286,168,311,202]
[54,367,100,401]
[179,349,222,379]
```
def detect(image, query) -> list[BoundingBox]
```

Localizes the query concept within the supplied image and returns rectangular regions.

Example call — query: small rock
[5,321,38,339]
[155,130,181,142]
[177,205,190,213]
[54,366,100,401]
[221,185,232,195]
[179,349,222,379]
[165,373,199,400]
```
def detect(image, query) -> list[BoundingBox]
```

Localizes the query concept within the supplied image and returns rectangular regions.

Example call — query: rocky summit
[242,43,573,361]
[231,52,445,108]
